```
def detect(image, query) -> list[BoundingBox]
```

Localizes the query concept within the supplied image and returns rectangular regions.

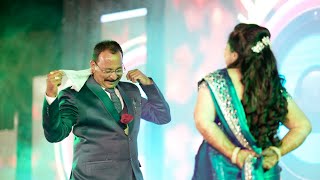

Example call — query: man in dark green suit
[42,40,171,180]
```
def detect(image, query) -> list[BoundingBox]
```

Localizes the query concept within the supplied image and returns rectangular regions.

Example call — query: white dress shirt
[46,87,124,110]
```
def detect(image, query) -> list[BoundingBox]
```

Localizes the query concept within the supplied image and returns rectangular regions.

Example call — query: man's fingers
[126,69,141,77]
[127,69,138,74]
[48,77,62,82]
[47,70,63,82]
[47,80,62,86]
[127,76,138,83]
[49,70,64,75]
[126,70,140,82]
[48,70,64,78]
[47,74,62,85]
[126,71,137,79]
[129,74,140,82]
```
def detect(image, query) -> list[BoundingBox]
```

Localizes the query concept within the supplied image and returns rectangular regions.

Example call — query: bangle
[269,146,281,161]
[231,147,241,164]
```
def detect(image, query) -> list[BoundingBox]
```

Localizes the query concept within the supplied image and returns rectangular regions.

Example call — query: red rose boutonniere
[120,114,134,124]
[120,114,133,135]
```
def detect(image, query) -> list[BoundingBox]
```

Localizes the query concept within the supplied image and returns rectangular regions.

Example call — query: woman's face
[224,43,238,66]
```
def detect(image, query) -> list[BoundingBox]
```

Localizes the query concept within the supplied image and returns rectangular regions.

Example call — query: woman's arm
[194,83,253,167]
[279,98,312,156]
[263,97,312,169]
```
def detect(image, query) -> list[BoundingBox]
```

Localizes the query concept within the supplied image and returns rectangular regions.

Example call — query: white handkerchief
[60,69,92,92]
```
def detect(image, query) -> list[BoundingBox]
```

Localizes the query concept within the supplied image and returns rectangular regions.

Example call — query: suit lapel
[86,77,136,136]
[86,76,121,122]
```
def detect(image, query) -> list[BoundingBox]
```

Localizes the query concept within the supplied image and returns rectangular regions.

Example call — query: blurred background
[0,0,319,179]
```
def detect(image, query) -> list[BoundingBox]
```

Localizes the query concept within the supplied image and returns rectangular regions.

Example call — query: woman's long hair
[227,23,288,149]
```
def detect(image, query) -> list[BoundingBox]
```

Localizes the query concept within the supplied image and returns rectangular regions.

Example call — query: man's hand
[46,70,64,97]
[261,147,279,170]
[126,69,153,85]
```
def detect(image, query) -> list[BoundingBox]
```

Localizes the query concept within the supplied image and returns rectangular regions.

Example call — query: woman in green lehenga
[192,23,312,180]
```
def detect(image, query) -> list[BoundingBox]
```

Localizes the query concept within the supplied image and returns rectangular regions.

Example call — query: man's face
[90,50,123,89]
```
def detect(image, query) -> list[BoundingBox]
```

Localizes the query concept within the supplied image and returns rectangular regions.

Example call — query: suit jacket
[42,76,171,180]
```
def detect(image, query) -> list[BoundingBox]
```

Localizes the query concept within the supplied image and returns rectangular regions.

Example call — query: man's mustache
[105,79,119,82]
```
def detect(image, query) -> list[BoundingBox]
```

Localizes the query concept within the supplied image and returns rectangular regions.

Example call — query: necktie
[105,88,122,113]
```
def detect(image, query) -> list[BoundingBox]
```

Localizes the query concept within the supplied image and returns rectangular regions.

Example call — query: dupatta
[203,69,265,180]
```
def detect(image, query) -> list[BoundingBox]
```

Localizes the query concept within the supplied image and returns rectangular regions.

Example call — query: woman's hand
[236,149,257,169]
[262,147,279,170]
